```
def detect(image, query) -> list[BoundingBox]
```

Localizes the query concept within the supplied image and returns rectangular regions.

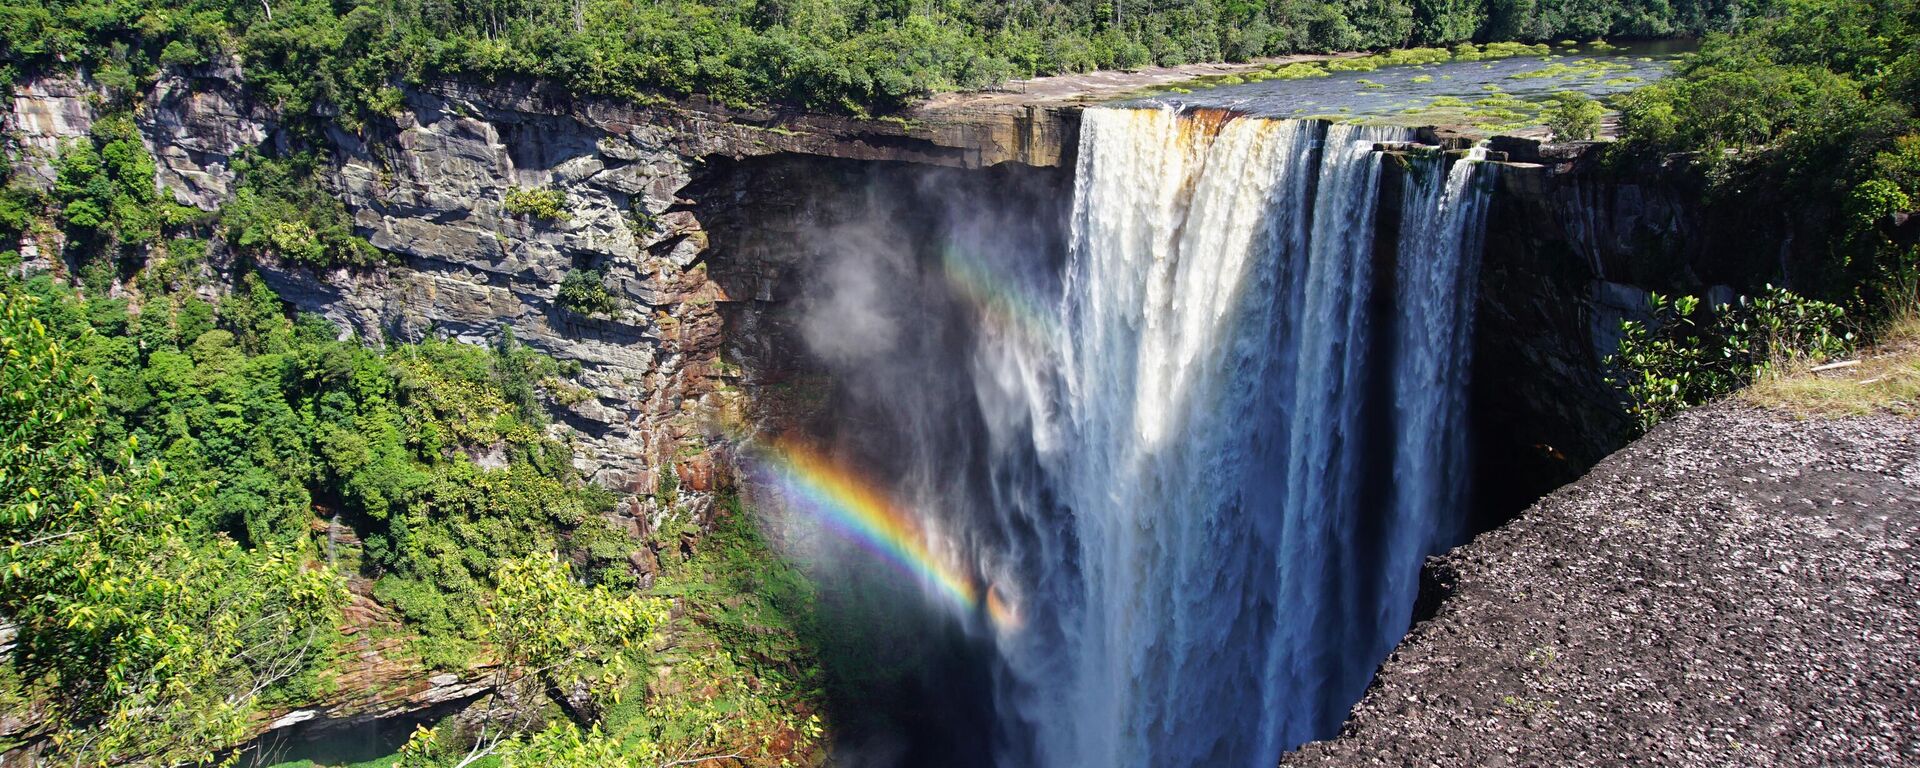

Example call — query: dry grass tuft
[1743,313,1920,417]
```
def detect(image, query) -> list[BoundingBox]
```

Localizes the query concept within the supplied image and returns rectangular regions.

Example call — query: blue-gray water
[1128,40,1694,125]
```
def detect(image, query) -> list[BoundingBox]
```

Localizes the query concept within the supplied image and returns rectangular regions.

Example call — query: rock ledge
[1285,404,1920,767]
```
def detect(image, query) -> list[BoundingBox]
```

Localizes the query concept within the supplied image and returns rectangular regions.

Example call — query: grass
[1743,313,1920,416]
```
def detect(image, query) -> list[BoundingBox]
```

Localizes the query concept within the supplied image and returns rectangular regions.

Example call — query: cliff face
[1468,140,1719,519]
[4,62,1082,521]
[3,65,1082,741]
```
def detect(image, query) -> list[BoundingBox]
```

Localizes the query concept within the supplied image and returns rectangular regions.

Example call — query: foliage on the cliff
[396,553,667,767]
[51,114,197,252]
[3,0,1778,116]
[0,288,345,765]
[0,260,645,748]
[615,495,826,766]
[1608,287,1852,430]
[503,187,571,223]
[1615,0,1920,312]
[221,152,386,267]
[387,498,827,768]
[556,268,618,316]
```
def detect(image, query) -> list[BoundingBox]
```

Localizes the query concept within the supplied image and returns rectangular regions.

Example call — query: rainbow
[750,436,1019,630]
[940,243,1058,348]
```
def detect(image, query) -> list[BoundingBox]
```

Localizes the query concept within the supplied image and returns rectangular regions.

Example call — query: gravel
[1281,403,1920,767]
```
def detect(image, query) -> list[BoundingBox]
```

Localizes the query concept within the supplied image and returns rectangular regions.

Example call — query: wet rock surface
[1284,403,1920,767]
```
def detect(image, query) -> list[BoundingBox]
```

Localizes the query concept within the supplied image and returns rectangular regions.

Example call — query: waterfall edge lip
[1084,104,1513,163]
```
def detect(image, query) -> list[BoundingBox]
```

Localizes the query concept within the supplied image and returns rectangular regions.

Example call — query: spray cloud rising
[740,108,1495,767]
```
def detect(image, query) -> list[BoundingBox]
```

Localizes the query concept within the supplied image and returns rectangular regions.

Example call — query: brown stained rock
[628,547,659,577]
[678,453,716,493]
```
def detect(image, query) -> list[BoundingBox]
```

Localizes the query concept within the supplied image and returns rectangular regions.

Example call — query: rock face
[1281,403,1920,767]
[140,61,272,210]
[4,65,1085,536]
[5,75,95,187]
[1469,141,1719,519]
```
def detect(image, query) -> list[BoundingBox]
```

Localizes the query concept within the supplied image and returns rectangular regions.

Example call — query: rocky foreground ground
[1284,403,1920,767]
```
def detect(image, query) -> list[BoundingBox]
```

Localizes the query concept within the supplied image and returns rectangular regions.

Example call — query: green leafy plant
[505,186,571,222]
[556,268,619,316]
[1608,286,1852,430]
[1542,91,1605,141]
[51,114,195,252]
[0,289,346,766]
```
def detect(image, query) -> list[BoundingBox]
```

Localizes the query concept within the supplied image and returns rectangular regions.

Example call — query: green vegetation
[556,268,619,317]
[1542,91,1604,141]
[222,152,386,267]
[1602,0,1920,428]
[1615,0,1919,309]
[387,496,826,768]
[503,187,571,222]
[394,552,668,766]
[0,285,344,765]
[3,265,626,661]
[2,0,1774,117]
[51,114,194,247]
[1609,288,1853,430]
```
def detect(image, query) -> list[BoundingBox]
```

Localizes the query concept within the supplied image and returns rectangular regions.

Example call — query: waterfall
[980,107,1497,768]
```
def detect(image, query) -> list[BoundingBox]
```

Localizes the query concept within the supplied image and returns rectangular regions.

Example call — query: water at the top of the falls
[976,106,1497,768]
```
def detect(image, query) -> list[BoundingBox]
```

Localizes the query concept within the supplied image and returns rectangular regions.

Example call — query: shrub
[505,186,570,221]
[1609,287,1852,430]
[557,268,619,316]
[221,153,385,267]
[1543,92,1606,142]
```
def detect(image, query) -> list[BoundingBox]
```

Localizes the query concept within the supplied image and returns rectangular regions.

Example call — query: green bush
[51,114,194,249]
[1543,91,1606,141]
[1609,287,1852,430]
[221,153,385,267]
[556,268,618,316]
[504,186,571,222]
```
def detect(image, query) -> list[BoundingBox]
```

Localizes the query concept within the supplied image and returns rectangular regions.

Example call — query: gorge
[6,19,1915,765]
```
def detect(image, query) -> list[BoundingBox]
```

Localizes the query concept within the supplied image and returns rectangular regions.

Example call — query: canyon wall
[3,64,1077,739]
[1470,138,1734,519]
[6,63,1080,526]
[7,65,1754,742]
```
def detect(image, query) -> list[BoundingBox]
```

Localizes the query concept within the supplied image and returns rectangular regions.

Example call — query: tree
[1543,91,1605,141]
[0,290,344,766]
[434,553,666,767]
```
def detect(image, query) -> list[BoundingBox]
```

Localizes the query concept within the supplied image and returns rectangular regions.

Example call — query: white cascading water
[978,107,1496,768]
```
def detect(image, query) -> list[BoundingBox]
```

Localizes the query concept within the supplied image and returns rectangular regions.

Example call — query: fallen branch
[1810,359,1860,372]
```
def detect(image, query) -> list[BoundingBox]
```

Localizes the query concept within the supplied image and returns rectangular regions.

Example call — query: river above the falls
[1122,39,1697,131]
